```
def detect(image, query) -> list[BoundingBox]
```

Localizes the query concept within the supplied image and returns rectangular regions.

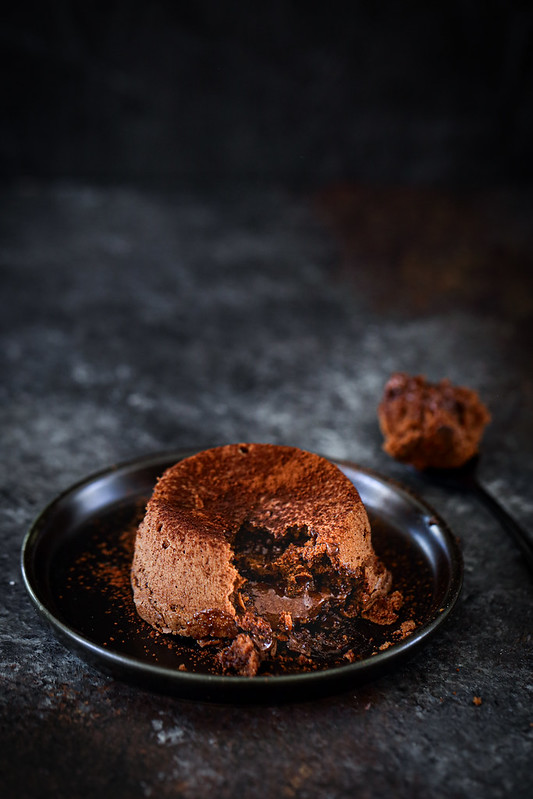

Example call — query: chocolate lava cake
[378,373,491,470]
[131,443,402,675]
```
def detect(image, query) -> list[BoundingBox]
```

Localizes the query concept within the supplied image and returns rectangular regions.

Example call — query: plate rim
[20,448,464,697]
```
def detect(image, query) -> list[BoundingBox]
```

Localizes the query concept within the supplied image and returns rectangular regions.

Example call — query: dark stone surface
[1,181,532,798]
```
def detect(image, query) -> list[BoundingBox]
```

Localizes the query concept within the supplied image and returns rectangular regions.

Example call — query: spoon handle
[471,479,533,576]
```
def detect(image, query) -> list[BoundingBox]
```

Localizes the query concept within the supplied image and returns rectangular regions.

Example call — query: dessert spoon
[418,455,533,576]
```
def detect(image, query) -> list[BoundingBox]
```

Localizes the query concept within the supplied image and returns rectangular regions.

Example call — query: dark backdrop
[2,0,533,186]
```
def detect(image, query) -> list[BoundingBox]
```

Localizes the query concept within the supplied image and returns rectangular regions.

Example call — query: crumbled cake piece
[218,634,262,677]
[378,373,491,469]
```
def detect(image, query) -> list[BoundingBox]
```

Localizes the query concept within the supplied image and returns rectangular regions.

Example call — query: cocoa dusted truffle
[378,373,491,470]
[131,443,401,675]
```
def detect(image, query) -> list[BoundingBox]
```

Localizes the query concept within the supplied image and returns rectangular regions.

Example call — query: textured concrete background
[1,2,533,796]
[1,182,532,798]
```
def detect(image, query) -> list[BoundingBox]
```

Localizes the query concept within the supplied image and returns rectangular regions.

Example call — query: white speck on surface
[128,392,155,411]
[140,780,152,797]
[116,363,132,380]
[72,363,93,385]
[155,724,185,745]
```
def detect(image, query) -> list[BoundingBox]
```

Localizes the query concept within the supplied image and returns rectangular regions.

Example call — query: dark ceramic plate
[21,449,463,703]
